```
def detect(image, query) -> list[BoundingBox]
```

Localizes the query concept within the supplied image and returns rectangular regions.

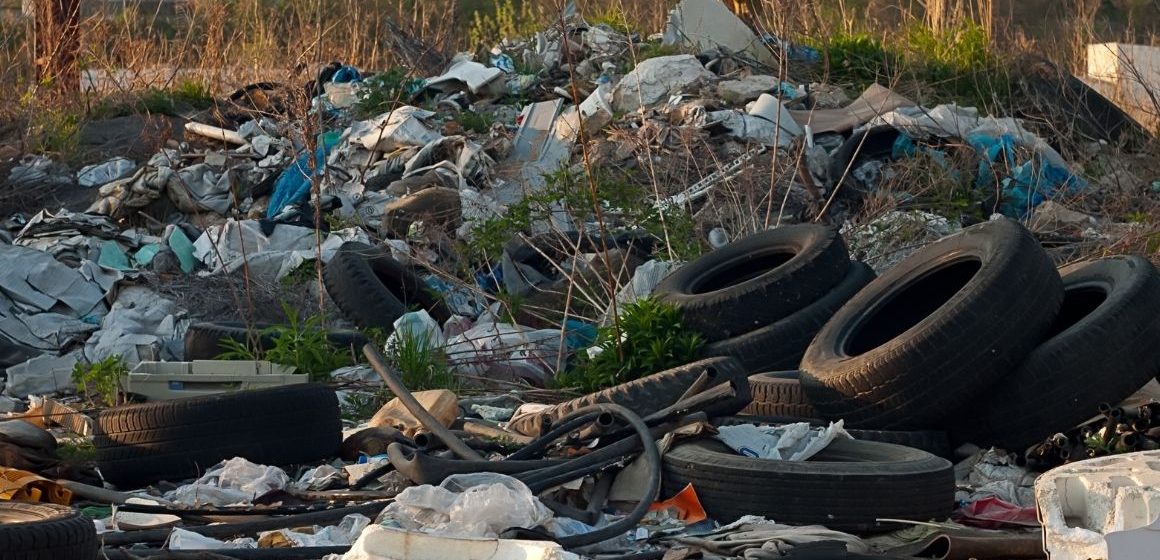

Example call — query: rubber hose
[387,442,568,485]
[547,404,661,549]
[364,344,483,461]
[517,414,703,491]
[521,412,704,498]
[506,410,606,461]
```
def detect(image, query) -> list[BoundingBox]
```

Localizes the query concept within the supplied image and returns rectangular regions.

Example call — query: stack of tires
[660,218,1160,529]
[654,224,876,375]
[793,218,1160,452]
[703,218,1160,451]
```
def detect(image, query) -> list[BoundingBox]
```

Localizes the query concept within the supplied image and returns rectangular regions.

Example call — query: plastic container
[123,360,303,401]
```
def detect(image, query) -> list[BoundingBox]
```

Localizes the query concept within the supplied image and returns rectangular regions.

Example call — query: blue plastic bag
[266,131,342,219]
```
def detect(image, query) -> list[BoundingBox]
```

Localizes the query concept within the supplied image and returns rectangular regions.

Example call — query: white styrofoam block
[1036,450,1160,560]
[1087,43,1160,86]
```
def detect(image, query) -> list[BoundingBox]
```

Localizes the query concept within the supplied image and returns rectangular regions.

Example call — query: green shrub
[72,355,128,407]
[354,68,425,118]
[555,298,705,393]
[217,304,351,382]
[468,168,703,262]
[387,328,458,391]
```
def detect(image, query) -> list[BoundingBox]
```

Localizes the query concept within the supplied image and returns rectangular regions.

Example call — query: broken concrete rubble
[717,75,782,105]
[612,55,714,113]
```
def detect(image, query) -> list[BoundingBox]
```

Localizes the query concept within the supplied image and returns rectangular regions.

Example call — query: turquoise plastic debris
[168,227,197,274]
[967,132,1087,217]
[563,319,598,352]
[266,131,343,219]
[98,240,133,271]
[133,244,161,267]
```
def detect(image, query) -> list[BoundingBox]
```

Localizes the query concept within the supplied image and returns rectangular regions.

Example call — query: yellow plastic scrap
[0,467,72,505]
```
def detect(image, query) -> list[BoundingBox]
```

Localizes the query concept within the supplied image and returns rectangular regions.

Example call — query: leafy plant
[216,303,351,382]
[555,298,705,393]
[467,0,547,50]
[468,167,702,262]
[57,439,97,465]
[455,110,496,133]
[72,356,129,407]
[387,328,458,391]
[354,68,425,118]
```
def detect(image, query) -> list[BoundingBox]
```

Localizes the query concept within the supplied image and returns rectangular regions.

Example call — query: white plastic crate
[123,360,303,401]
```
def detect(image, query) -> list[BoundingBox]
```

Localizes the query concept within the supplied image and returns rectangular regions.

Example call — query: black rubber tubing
[386,442,567,486]
[99,501,390,546]
[533,404,661,549]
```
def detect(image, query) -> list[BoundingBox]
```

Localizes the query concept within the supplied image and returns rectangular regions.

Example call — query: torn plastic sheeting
[427,55,507,96]
[169,163,234,215]
[968,132,1087,217]
[3,352,80,398]
[788,84,915,134]
[612,55,714,113]
[402,136,495,189]
[384,310,445,357]
[86,166,166,220]
[167,457,290,507]
[443,321,563,384]
[716,421,851,461]
[0,310,97,354]
[382,473,554,539]
[614,259,682,307]
[708,110,796,147]
[0,244,105,317]
[349,106,441,152]
[673,516,871,558]
[953,496,1040,529]
[261,513,371,548]
[662,0,777,67]
[341,525,580,560]
[267,131,343,219]
[192,220,369,282]
[168,527,257,550]
[77,157,136,188]
[84,285,187,367]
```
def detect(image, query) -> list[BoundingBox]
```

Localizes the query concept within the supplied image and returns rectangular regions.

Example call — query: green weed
[72,355,128,407]
[354,68,425,118]
[216,303,351,382]
[387,328,458,391]
[341,388,394,422]
[455,110,496,133]
[555,298,705,393]
[57,439,97,465]
[467,0,547,51]
[468,167,702,262]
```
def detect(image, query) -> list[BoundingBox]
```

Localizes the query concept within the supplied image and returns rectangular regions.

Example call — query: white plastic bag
[716,421,850,461]
[383,473,553,538]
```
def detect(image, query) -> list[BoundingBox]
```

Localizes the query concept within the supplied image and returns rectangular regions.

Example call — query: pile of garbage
[1,0,1160,558]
